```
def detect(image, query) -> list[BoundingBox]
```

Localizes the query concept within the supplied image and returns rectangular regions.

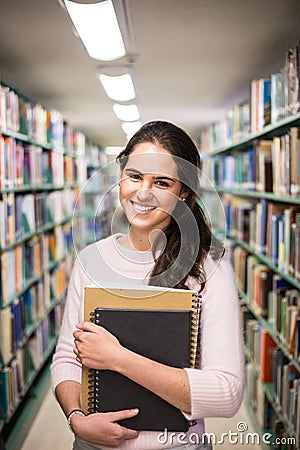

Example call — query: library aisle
[20,387,263,450]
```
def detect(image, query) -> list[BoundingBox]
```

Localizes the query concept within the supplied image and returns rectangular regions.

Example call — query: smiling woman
[50,121,244,450]
[116,121,224,290]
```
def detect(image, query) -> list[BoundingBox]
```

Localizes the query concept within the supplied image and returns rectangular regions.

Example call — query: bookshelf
[201,42,300,450]
[0,82,92,449]
[82,145,120,245]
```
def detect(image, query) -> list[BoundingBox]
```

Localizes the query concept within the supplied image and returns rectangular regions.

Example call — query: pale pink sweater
[51,234,244,450]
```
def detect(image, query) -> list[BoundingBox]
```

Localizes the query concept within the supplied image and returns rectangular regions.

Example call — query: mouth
[130,201,157,213]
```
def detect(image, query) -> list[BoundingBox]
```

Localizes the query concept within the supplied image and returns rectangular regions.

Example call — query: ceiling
[0,0,299,149]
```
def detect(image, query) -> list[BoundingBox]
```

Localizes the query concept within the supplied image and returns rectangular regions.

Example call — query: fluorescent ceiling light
[64,0,125,61]
[99,73,136,101]
[113,104,140,122]
[122,121,142,137]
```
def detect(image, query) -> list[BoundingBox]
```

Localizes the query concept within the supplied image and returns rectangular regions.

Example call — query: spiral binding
[87,310,99,413]
[190,292,202,369]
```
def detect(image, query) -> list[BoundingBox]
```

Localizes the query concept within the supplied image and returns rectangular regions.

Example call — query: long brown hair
[117,121,224,291]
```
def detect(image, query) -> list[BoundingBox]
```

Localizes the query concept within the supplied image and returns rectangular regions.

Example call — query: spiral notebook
[81,285,201,431]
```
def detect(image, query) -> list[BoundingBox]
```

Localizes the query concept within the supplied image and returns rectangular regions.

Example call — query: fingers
[107,408,139,423]
[76,322,99,332]
[73,322,98,341]
[110,409,140,440]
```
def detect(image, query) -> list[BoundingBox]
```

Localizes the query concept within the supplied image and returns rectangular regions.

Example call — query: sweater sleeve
[50,255,84,391]
[183,257,245,419]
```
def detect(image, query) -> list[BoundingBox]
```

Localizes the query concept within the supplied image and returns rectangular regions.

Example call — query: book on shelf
[22,194,36,234]
[24,237,43,280]
[282,363,299,425]
[254,140,273,193]
[256,379,276,431]
[10,352,23,405]
[11,296,25,352]
[271,72,280,125]
[259,327,276,383]
[254,264,272,318]
[34,193,47,230]
[270,276,292,334]
[0,368,11,418]
[271,213,283,268]
[266,203,286,262]
[0,305,13,364]
[81,285,201,431]
[245,254,259,304]
[286,46,300,116]
[246,319,260,369]
[233,246,249,294]
[290,126,300,196]
[250,78,271,133]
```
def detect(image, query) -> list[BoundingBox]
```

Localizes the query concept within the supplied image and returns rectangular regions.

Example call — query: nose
[136,178,155,202]
[136,187,154,202]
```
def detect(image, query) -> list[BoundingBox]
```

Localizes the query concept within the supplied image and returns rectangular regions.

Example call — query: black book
[88,308,191,431]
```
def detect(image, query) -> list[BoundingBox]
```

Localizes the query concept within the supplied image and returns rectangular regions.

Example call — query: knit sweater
[51,234,244,450]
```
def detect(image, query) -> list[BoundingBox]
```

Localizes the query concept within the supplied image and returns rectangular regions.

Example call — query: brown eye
[155,180,170,188]
[129,174,141,180]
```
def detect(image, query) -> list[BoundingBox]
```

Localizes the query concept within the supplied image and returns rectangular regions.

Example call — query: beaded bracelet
[67,409,86,433]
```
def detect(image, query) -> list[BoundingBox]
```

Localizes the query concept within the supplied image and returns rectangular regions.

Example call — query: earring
[179,197,186,202]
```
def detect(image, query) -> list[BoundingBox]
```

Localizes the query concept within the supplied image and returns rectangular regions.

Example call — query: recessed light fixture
[112,104,140,122]
[63,0,126,61]
[99,73,136,101]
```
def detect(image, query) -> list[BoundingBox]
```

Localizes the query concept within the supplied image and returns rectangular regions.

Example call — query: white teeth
[133,203,156,212]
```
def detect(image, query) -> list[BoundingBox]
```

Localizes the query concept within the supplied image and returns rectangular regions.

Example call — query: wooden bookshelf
[0,83,89,448]
[202,43,300,450]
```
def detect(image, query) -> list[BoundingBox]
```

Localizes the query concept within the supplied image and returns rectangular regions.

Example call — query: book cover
[92,308,191,431]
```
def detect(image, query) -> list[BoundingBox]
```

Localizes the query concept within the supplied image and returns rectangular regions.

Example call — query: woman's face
[119,142,184,233]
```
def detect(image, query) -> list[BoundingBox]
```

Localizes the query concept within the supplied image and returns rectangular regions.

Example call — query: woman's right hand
[70,408,140,447]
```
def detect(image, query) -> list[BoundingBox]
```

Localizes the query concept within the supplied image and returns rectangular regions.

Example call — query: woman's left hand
[73,322,123,370]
